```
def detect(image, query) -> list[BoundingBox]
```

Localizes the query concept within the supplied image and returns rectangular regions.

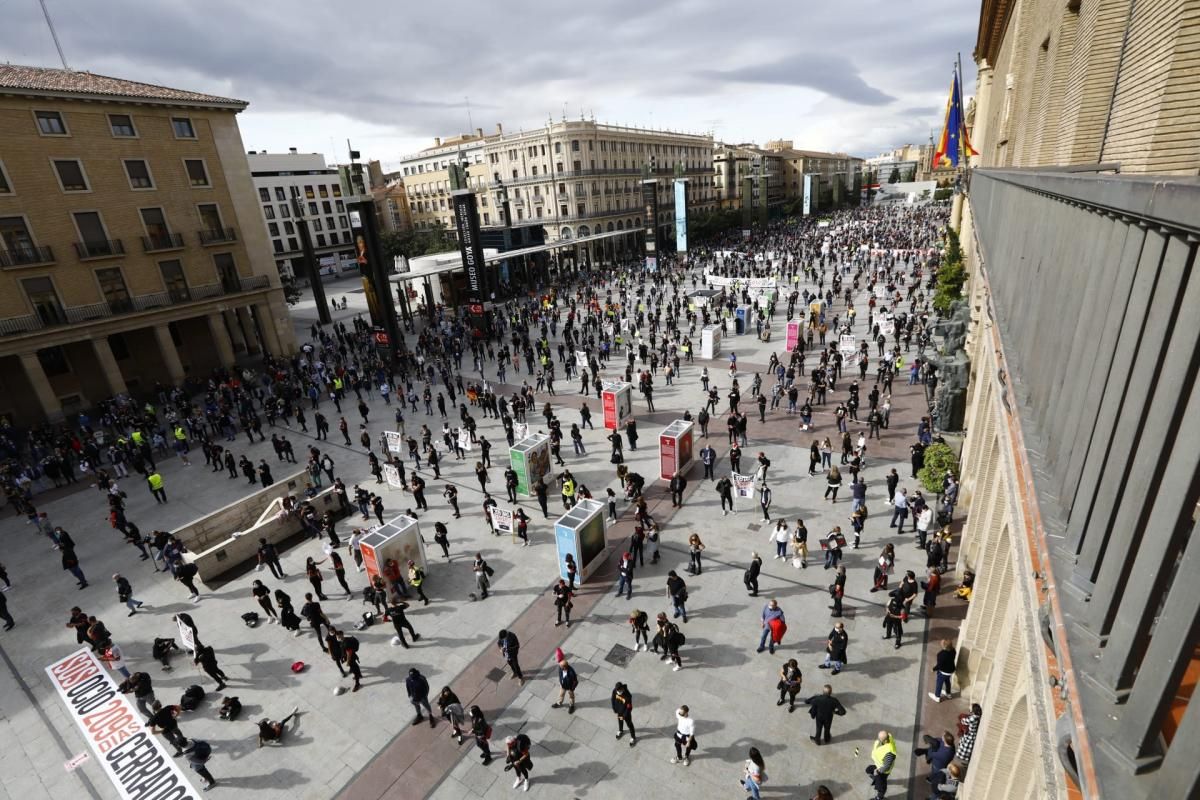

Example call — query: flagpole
[957,52,972,189]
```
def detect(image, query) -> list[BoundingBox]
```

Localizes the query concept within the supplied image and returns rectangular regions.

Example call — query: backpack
[180,684,206,711]
[189,740,212,761]
[241,612,260,627]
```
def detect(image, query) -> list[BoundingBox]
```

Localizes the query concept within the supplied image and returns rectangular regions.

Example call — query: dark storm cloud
[702,55,894,106]
[2,0,977,155]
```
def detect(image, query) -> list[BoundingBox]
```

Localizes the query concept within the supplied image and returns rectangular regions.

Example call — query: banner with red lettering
[46,648,201,799]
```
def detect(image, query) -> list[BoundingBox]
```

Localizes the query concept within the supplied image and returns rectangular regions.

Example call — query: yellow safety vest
[174,427,187,442]
[562,479,576,497]
[872,736,897,773]
[131,431,144,446]
[409,568,423,587]
[333,377,343,392]
[148,473,163,491]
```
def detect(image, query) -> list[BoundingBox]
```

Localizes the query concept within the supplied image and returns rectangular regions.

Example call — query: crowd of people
[1,203,979,799]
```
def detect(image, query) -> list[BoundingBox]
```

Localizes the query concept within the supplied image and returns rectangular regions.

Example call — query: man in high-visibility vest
[560,472,576,510]
[866,730,897,800]
[147,470,167,504]
[173,425,188,451]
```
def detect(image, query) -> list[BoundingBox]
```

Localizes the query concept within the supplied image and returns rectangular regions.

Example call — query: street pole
[345,142,402,360]
[291,198,331,325]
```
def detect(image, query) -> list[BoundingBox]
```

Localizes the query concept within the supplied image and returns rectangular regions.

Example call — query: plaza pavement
[0,269,963,800]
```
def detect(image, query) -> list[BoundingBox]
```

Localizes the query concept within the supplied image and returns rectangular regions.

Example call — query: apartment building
[0,65,296,424]
[247,150,356,277]
[397,130,495,233]
[715,140,861,212]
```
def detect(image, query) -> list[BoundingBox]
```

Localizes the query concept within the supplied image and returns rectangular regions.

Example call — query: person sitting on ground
[257,707,301,747]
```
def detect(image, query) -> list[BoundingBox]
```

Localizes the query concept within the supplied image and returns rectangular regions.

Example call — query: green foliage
[933,187,953,202]
[933,227,967,315]
[888,167,901,184]
[380,220,454,261]
[918,442,958,493]
[689,207,743,239]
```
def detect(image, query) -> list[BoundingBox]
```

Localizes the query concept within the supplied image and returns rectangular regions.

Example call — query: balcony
[198,227,237,245]
[0,245,55,268]
[141,233,185,252]
[74,239,125,260]
[0,274,273,336]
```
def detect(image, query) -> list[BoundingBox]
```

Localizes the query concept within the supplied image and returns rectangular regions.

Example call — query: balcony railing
[0,275,273,336]
[198,227,237,245]
[0,245,55,268]
[74,239,125,259]
[141,233,185,252]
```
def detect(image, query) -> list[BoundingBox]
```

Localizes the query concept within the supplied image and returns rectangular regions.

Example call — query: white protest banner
[874,286,888,301]
[575,350,589,372]
[881,319,895,337]
[383,464,403,489]
[492,507,514,538]
[839,335,858,358]
[732,473,756,511]
[512,422,529,442]
[176,617,197,655]
[457,428,473,453]
[384,430,405,454]
[46,648,202,799]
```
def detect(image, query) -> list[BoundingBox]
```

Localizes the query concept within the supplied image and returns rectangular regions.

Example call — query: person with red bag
[756,599,787,655]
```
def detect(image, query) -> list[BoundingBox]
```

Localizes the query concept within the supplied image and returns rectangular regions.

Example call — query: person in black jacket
[611,682,637,746]
[744,552,762,597]
[804,684,847,744]
[194,645,227,691]
[405,668,435,727]
[505,732,533,790]
[118,671,156,718]
[553,658,578,713]
[147,703,188,756]
[498,629,524,684]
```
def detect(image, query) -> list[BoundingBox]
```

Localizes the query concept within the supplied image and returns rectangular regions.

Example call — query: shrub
[918,442,958,493]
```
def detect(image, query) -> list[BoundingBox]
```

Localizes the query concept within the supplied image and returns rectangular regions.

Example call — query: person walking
[553,579,574,627]
[301,594,330,650]
[305,557,329,601]
[715,475,734,515]
[866,730,898,799]
[611,682,637,746]
[330,551,352,597]
[757,598,786,655]
[184,740,217,790]
[498,629,525,684]
[889,488,909,529]
[470,706,493,765]
[338,630,362,692]
[700,444,717,480]
[408,560,430,605]
[929,640,957,702]
[615,553,634,600]
[824,466,842,502]
[670,705,696,766]
[666,571,688,623]
[552,658,578,714]
[883,594,906,649]
[251,580,277,622]
[741,747,767,800]
[146,470,167,503]
[325,628,346,677]
[820,621,849,674]
[148,704,189,756]
[777,658,803,711]
[0,591,15,631]
[669,472,688,507]
[257,539,285,579]
[473,554,492,600]
[686,533,706,575]
[194,644,228,691]
[768,521,790,560]
[744,552,762,597]
[655,613,684,670]
[113,574,144,616]
[759,482,773,522]
[61,542,87,589]
[505,733,533,791]
[405,668,436,727]
[805,684,847,745]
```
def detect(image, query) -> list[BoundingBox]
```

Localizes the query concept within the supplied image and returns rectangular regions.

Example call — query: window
[335,200,344,212]
[325,216,335,230]
[531,166,538,176]
[268,222,279,236]
[556,163,564,173]
[560,205,568,216]
[35,110,67,135]
[304,185,315,199]
[572,140,580,151]
[109,114,136,137]
[322,201,332,214]
[315,234,326,247]
[184,159,209,187]
[275,186,286,201]
[318,185,329,198]
[338,215,348,228]
[96,267,132,312]
[124,160,154,189]
[258,187,270,202]
[73,211,108,246]
[287,237,298,250]
[140,208,172,244]
[263,205,275,220]
[54,160,89,192]
[283,221,295,235]
[213,253,240,292]
[197,203,223,233]
[23,277,65,325]
[576,203,585,215]
[159,260,190,302]
[312,218,322,232]
[573,160,581,172]
[308,202,318,216]
[272,239,284,254]
[554,142,562,154]
[279,203,290,218]
[0,161,10,194]
[0,217,36,257]
[37,344,70,374]
[171,117,196,139]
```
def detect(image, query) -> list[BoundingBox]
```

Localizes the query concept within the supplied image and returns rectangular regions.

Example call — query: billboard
[674,179,688,254]
[803,174,813,216]
[452,190,485,303]
[642,179,658,272]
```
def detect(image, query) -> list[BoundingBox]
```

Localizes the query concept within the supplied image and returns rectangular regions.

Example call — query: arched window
[578,225,590,237]
[560,227,573,239]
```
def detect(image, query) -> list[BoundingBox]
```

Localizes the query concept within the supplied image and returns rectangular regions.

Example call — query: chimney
[496,123,503,135]
[475,127,483,138]
[434,137,442,147]
[288,147,297,154]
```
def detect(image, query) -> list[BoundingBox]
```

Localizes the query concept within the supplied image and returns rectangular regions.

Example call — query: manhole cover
[746,523,762,531]
[604,643,635,668]
[485,667,506,683]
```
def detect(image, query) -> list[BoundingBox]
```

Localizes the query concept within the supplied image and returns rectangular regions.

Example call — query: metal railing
[0,245,55,268]
[198,227,237,245]
[141,233,184,252]
[74,239,125,259]
[0,275,272,336]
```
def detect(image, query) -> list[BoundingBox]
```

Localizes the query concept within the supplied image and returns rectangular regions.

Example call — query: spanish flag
[932,65,977,169]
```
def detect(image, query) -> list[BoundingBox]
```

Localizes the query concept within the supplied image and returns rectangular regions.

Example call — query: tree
[888,167,901,184]
[918,442,958,493]
[933,227,967,315]
[279,274,303,305]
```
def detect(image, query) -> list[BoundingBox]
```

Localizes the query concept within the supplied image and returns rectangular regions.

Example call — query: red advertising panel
[603,389,618,430]
[360,541,381,583]
[660,434,677,480]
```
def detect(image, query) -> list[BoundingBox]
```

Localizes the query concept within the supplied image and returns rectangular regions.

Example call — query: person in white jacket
[768,521,790,559]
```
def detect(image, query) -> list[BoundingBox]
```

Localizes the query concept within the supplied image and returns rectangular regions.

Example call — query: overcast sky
[3,0,977,169]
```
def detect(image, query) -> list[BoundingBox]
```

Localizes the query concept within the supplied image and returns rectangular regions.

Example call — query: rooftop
[0,63,246,109]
